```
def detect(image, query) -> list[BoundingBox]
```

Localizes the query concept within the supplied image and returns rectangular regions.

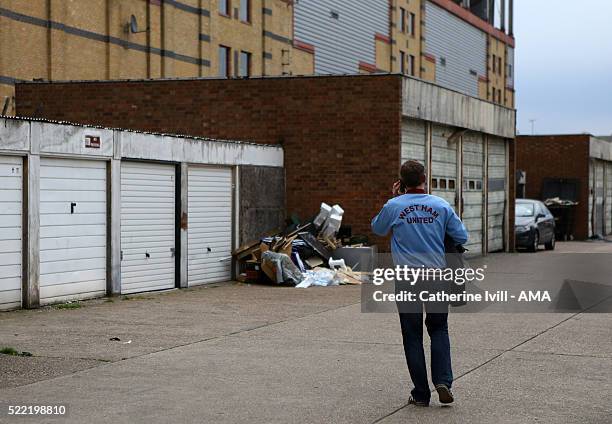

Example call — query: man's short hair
[400,160,426,188]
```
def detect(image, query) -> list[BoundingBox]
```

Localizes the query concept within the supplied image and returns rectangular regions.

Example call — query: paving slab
[380,351,612,424]
[0,355,103,389]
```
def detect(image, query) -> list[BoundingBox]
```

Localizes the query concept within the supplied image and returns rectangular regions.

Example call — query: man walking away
[371,160,468,407]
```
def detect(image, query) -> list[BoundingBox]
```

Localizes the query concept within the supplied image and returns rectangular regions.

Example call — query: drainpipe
[500,0,506,32]
[488,0,495,25]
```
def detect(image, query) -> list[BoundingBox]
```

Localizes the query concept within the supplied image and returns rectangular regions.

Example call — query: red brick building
[516,135,612,239]
[16,74,516,253]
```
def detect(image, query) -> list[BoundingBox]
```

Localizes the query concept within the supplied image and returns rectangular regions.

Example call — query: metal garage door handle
[145,252,150,258]
[70,202,77,214]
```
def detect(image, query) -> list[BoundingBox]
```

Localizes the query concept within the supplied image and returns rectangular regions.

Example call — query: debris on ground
[233,202,374,287]
[544,197,579,241]
[544,197,579,207]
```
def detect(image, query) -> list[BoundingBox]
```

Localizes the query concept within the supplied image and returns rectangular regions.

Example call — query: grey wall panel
[294,0,388,75]
[401,78,516,139]
[424,1,487,97]
[239,166,285,245]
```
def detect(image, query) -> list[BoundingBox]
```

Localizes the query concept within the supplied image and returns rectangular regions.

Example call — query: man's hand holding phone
[392,180,406,197]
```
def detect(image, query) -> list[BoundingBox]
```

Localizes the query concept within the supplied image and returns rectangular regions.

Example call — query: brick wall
[17,75,403,246]
[516,135,590,240]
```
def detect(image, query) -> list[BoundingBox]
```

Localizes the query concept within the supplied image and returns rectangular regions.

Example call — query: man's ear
[420,173,427,184]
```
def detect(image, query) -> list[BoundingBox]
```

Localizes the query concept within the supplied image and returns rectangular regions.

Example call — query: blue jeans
[398,305,453,403]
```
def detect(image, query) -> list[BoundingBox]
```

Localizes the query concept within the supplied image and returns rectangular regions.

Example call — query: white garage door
[121,162,176,294]
[0,156,22,310]
[40,158,107,304]
[593,160,605,237]
[462,132,484,256]
[607,163,612,235]
[188,166,233,286]
[487,137,507,252]
[401,119,427,165]
[431,124,458,211]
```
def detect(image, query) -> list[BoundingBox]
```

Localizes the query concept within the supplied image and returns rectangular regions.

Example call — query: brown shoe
[435,384,454,404]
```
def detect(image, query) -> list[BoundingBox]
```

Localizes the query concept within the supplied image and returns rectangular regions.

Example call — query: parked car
[515,199,556,252]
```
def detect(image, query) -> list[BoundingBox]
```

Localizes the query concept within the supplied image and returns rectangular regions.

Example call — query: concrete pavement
[1,241,611,423]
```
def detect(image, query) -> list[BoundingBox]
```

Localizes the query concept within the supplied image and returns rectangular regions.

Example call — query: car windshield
[516,203,535,217]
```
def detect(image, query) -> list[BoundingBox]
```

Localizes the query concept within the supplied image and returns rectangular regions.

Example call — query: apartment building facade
[0,0,315,115]
[294,0,515,107]
[1,0,514,115]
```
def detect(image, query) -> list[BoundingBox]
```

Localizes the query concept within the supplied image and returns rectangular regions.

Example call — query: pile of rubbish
[544,197,579,207]
[232,203,372,288]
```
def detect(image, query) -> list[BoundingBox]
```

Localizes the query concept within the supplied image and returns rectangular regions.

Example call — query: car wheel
[545,233,555,250]
[528,231,539,252]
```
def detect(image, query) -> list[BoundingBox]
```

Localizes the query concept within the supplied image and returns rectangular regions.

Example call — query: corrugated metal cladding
[506,46,515,88]
[487,136,507,252]
[187,166,233,286]
[294,0,388,74]
[462,132,485,256]
[39,158,107,305]
[0,156,22,310]
[121,162,176,294]
[424,0,486,97]
[431,124,458,211]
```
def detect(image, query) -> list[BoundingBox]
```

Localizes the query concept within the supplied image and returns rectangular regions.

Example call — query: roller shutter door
[188,166,233,286]
[401,119,427,165]
[607,163,612,235]
[594,160,605,237]
[588,161,594,237]
[40,158,107,304]
[121,162,176,294]
[462,132,484,256]
[0,156,22,310]
[487,137,507,252]
[431,124,458,211]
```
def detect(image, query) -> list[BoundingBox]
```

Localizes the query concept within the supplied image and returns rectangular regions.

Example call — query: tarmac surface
[1,241,611,423]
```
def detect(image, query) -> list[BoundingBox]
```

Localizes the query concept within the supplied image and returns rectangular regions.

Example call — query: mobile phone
[398,179,407,194]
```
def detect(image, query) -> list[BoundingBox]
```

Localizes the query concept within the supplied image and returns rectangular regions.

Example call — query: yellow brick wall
[487,35,506,105]
[291,48,315,76]
[390,0,421,76]
[421,56,436,82]
[375,38,392,73]
[209,0,264,77]
[0,0,314,115]
[505,88,514,108]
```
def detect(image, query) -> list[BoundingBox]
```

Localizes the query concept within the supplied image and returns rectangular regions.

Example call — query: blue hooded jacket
[371,193,468,268]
